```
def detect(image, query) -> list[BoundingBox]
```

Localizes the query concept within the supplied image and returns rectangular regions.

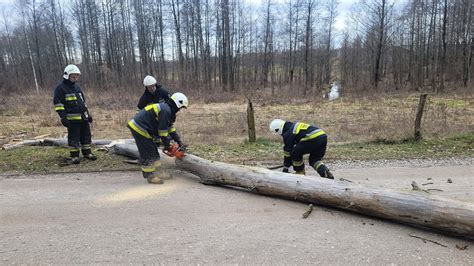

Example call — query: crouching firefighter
[127,92,188,184]
[269,119,334,179]
[53,64,96,164]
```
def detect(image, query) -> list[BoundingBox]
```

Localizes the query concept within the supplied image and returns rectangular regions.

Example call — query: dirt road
[1,164,473,264]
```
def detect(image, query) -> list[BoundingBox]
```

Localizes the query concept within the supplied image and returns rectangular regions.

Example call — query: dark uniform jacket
[282,121,326,167]
[53,79,90,122]
[128,103,182,148]
[137,84,171,110]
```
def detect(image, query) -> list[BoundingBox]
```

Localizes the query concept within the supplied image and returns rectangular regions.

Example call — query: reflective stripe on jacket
[53,79,89,121]
[282,121,326,166]
[128,103,175,148]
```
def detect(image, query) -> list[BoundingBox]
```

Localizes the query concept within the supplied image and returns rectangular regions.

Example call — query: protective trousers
[130,128,161,179]
[67,121,92,158]
[290,135,330,176]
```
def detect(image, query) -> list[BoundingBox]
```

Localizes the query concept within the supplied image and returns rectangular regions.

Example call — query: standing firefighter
[53,64,96,164]
[128,92,188,184]
[269,119,334,179]
[137,75,172,110]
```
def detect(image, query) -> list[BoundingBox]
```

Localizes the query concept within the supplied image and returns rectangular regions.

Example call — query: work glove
[60,117,70,128]
[282,167,289,173]
[87,116,93,123]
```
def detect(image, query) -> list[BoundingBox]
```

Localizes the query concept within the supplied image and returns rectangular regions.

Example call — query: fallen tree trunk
[2,138,112,150]
[42,138,113,147]
[176,154,474,238]
[105,139,175,167]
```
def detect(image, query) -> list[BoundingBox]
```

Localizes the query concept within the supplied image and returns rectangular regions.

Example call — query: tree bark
[1,138,112,150]
[175,154,474,238]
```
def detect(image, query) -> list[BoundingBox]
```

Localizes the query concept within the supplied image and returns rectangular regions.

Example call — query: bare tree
[323,0,338,85]
[0,0,472,93]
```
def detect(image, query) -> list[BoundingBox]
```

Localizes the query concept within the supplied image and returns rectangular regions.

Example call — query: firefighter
[269,119,334,179]
[53,64,97,164]
[137,75,172,110]
[128,92,188,184]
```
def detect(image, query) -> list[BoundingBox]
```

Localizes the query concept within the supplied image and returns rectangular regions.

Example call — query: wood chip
[302,204,313,219]
[339,178,353,183]
[426,188,443,192]
[408,234,447,247]
[411,181,431,193]
[411,181,421,190]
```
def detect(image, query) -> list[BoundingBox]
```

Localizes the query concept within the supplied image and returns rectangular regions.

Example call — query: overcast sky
[0,0,357,32]
[0,0,357,27]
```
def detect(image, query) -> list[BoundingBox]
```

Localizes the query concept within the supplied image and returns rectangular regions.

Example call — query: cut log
[42,138,112,147]
[2,140,43,150]
[175,154,474,238]
[105,139,140,159]
[2,138,113,150]
[105,139,175,167]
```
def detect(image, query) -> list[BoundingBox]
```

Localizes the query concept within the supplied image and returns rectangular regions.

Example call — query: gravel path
[327,157,473,169]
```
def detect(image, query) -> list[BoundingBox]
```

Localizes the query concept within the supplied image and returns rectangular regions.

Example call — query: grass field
[0,88,473,174]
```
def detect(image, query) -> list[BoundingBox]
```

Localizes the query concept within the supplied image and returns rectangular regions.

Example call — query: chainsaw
[163,143,186,159]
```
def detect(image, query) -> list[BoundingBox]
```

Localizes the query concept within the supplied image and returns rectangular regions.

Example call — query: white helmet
[171,92,189,109]
[143,75,157,86]
[269,119,285,135]
[63,64,81,79]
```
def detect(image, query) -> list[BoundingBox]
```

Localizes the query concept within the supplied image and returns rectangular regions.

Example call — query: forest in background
[0,0,472,97]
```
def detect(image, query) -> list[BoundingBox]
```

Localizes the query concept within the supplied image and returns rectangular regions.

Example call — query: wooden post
[247,98,256,143]
[414,93,428,140]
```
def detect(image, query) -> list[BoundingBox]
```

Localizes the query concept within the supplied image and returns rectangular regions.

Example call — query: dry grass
[0,87,472,147]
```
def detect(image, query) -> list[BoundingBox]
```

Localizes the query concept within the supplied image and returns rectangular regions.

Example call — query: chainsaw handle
[163,149,175,157]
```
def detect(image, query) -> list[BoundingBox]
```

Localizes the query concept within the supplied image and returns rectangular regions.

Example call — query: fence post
[247,97,256,143]
[414,93,428,140]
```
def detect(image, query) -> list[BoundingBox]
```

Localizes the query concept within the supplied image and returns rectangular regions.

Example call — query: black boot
[142,171,163,184]
[313,162,334,179]
[82,149,97,160]
[324,169,335,179]
[70,150,81,164]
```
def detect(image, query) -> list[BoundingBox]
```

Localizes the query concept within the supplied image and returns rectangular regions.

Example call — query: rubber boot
[70,150,81,164]
[147,174,164,184]
[82,149,97,161]
[142,171,163,184]
[314,162,334,179]
[324,169,335,179]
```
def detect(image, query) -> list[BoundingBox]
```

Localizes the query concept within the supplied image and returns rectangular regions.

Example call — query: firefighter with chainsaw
[128,92,188,184]
[53,64,97,164]
[137,75,172,110]
[269,119,334,179]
